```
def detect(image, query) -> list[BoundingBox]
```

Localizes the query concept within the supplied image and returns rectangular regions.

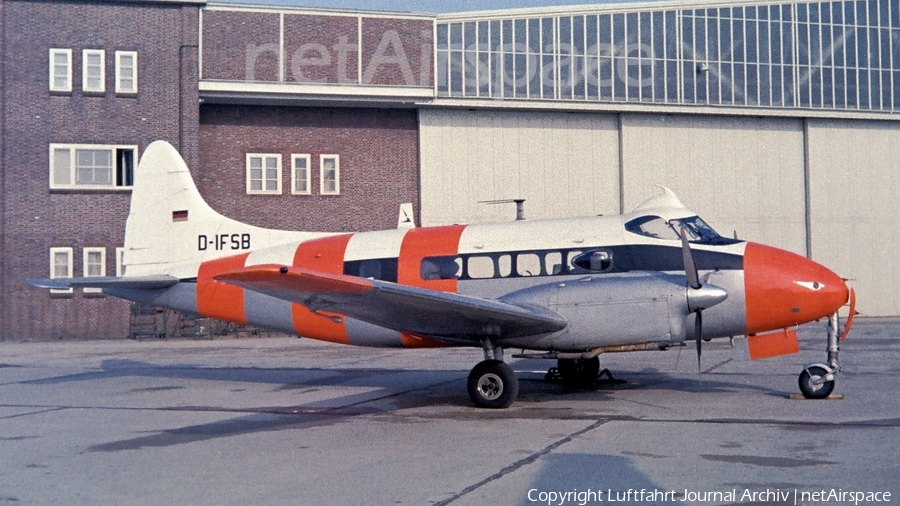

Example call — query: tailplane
[123,141,321,277]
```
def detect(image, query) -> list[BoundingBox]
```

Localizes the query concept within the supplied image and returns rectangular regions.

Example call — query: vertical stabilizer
[123,141,323,277]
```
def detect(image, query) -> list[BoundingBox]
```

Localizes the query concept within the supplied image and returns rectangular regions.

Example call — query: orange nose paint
[744,242,849,335]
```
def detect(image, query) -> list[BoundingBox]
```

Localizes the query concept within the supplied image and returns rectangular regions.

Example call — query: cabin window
[572,249,614,273]
[516,253,541,276]
[421,256,461,280]
[344,258,398,282]
[544,251,563,275]
[466,256,495,279]
[496,254,512,277]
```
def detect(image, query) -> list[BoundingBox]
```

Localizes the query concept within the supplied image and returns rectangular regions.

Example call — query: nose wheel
[798,365,835,399]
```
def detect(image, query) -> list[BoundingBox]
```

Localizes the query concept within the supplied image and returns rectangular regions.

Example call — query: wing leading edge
[215,264,568,342]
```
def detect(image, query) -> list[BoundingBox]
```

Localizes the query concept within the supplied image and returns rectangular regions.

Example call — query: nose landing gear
[798,311,845,399]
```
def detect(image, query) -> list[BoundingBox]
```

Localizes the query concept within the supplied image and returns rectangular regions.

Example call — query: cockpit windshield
[625,215,741,245]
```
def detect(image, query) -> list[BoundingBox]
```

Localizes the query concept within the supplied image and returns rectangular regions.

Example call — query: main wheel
[467,360,519,409]
[558,357,600,390]
[798,366,835,399]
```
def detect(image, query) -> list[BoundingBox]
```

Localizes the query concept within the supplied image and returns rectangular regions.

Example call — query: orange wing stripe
[291,235,354,344]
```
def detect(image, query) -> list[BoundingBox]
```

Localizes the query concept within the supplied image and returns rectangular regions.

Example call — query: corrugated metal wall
[419,108,899,316]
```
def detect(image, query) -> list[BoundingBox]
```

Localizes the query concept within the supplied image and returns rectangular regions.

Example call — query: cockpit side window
[624,215,680,240]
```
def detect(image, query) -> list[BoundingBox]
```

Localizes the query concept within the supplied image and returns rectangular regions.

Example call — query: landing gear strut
[467,340,518,409]
[798,312,841,399]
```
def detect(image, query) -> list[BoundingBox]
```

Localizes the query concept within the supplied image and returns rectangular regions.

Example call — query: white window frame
[83,247,106,294]
[116,247,126,277]
[50,144,137,190]
[50,247,74,294]
[291,154,312,195]
[115,51,138,94]
[246,153,282,195]
[320,154,340,195]
[49,48,72,92]
[82,49,105,93]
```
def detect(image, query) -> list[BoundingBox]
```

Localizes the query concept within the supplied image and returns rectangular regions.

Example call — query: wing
[215,264,567,341]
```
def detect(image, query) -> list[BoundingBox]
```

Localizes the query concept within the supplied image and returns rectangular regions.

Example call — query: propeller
[679,226,728,372]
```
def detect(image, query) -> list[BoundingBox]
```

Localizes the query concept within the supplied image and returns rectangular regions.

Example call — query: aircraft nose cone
[744,242,849,334]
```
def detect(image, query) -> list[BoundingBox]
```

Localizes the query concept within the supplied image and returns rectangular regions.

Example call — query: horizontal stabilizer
[26,275,179,291]
[215,264,568,341]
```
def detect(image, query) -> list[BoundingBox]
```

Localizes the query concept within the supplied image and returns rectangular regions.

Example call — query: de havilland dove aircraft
[30,141,856,408]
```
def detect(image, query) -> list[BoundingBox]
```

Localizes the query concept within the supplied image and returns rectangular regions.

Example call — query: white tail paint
[123,141,329,278]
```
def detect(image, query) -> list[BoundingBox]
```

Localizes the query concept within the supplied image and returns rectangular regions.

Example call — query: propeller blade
[680,227,701,289]
[695,310,703,373]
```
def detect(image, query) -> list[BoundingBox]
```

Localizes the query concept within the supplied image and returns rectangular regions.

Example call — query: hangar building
[0,0,897,339]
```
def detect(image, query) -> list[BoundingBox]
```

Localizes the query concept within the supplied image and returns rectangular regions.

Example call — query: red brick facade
[201,8,433,87]
[1,0,201,340]
[197,105,420,233]
[0,1,426,340]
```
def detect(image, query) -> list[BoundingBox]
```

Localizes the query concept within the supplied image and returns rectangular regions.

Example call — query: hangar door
[418,109,621,226]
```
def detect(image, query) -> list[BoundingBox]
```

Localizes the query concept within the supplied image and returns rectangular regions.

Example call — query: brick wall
[201,8,433,87]
[1,0,200,340]
[198,105,420,233]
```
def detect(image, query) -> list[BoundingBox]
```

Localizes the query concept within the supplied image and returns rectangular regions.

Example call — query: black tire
[467,360,519,409]
[798,366,835,399]
[558,357,600,390]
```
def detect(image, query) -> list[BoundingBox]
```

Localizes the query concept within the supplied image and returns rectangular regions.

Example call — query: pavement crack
[433,418,610,505]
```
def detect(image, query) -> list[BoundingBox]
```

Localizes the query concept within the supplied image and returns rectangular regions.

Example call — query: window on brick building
[115,51,138,94]
[82,49,105,93]
[291,154,311,195]
[83,247,106,294]
[116,247,126,276]
[320,155,340,195]
[246,154,282,194]
[50,247,73,294]
[50,144,136,189]
[49,49,72,92]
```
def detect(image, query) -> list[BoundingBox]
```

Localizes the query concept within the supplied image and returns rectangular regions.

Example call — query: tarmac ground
[1,318,898,505]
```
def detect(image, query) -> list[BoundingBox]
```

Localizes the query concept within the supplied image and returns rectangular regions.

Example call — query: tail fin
[123,141,318,277]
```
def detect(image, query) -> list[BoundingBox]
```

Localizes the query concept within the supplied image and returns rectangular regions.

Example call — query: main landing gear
[467,340,519,409]
[557,357,601,390]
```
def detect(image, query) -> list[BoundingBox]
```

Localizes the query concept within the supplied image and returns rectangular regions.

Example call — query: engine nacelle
[499,272,700,352]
